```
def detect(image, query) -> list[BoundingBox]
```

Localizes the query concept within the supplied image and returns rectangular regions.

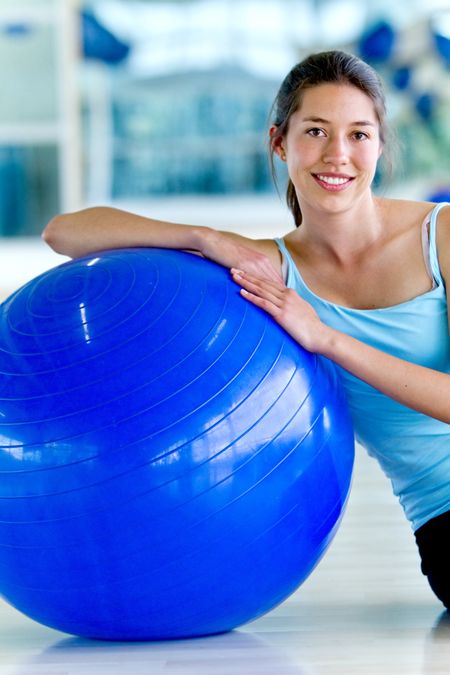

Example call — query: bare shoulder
[379,197,450,281]
[433,200,450,230]
[376,196,436,226]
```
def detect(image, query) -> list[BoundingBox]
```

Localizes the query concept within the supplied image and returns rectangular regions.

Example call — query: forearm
[42,206,283,282]
[42,206,210,259]
[320,327,450,424]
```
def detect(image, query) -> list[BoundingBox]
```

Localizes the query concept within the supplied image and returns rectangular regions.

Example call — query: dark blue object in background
[358,19,396,64]
[0,248,354,640]
[415,91,437,122]
[392,64,412,91]
[433,29,450,67]
[427,189,450,203]
[81,9,130,64]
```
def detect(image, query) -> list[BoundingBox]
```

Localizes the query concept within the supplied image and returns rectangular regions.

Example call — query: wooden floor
[1,447,448,675]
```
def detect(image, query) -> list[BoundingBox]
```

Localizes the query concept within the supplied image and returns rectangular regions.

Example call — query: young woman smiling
[43,50,450,611]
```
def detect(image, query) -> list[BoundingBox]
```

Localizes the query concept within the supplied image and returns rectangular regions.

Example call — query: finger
[233,275,284,308]
[231,266,285,287]
[232,270,281,296]
[230,268,277,288]
[239,288,281,317]
[231,269,285,301]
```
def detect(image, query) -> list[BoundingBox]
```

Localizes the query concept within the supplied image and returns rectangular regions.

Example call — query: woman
[43,50,450,610]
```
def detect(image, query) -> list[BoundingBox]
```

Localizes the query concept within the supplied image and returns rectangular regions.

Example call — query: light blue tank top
[275,202,450,531]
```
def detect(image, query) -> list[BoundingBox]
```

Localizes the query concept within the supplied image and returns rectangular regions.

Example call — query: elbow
[42,206,114,258]
[42,207,106,258]
[42,214,72,255]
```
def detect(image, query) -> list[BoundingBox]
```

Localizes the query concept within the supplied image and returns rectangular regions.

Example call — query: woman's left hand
[231,268,330,354]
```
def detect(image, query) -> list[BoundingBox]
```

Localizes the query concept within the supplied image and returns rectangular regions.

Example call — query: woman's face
[276,82,383,216]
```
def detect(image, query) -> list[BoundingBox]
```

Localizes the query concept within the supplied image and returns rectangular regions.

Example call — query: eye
[307,127,326,137]
[352,131,369,141]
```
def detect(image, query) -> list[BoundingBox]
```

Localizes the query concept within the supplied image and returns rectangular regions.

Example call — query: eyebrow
[301,116,377,127]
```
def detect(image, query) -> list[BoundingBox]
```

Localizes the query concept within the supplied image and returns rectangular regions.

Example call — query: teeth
[317,175,349,185]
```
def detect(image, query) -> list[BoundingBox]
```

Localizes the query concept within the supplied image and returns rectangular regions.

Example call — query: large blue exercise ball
[0,248,354,640]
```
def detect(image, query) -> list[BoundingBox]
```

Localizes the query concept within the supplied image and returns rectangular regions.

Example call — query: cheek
[286,141,317,169]
[359,145,381,170]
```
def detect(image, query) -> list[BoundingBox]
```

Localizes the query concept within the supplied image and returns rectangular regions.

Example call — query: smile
[313,173,355,191]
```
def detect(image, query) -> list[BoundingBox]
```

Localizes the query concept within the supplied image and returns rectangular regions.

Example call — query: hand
[231,268,331,354]
[199,230,283,284]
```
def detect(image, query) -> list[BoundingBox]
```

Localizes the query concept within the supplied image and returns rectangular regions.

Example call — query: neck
[296,197,385,264]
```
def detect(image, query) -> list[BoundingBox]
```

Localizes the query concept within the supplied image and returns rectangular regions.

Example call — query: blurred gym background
[1,0,450,297]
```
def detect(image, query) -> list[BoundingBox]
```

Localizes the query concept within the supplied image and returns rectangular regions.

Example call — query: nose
[322,134,350,166]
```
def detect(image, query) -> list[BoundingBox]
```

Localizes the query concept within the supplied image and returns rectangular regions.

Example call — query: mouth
[312,173,355,192]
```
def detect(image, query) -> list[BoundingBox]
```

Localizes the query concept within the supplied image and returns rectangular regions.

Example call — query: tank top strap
[428,202,449,284]
[274,237,291,284]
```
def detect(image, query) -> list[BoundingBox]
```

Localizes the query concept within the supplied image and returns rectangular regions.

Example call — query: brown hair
[269,50,390,227]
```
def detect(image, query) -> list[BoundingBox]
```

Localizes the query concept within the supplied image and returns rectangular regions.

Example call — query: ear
[270,125,286,161]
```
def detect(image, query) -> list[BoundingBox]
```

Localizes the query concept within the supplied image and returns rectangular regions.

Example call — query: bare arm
[321,328,450,423]
[42,206,212,258]
[230,205,450,424]
[232,267,450,424]
[42,206,283,281]
[237,271,450,424]
[324,204,450,422]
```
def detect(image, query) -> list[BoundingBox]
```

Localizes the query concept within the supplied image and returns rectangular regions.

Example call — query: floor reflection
[11,629,311,674]
[422,611,450,674]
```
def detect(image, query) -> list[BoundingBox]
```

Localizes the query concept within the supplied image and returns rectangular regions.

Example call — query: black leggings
[414,510,450,611]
